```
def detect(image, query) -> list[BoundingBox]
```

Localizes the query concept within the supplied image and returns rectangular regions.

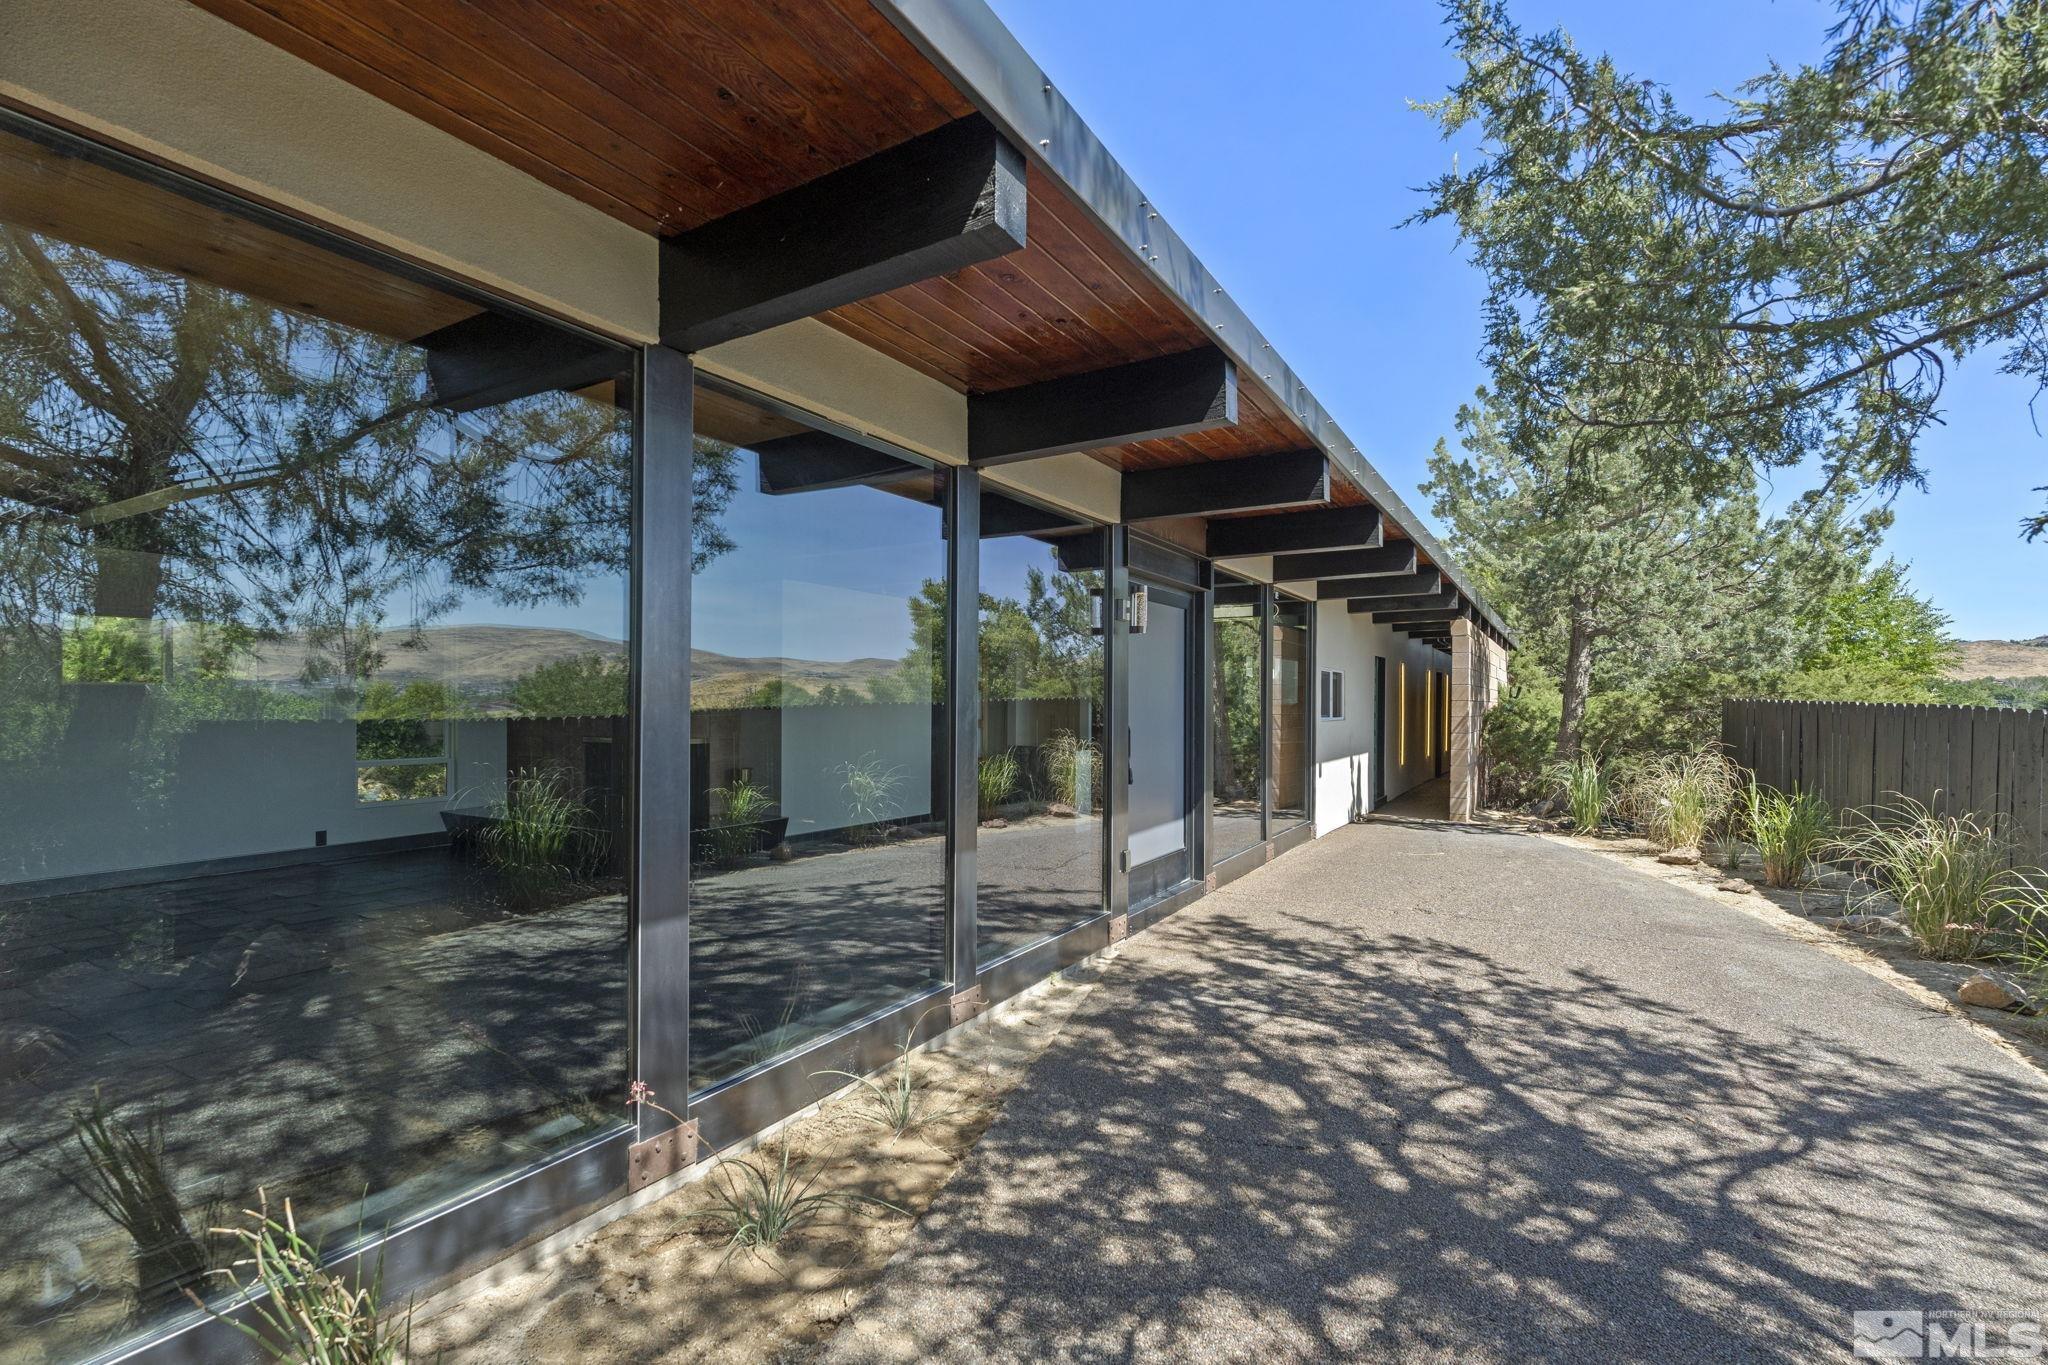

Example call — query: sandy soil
[409,970,1096,1364]
[1522,820,2048,1075]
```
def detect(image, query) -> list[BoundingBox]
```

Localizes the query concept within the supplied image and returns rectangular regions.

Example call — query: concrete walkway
[821,820,2048,1363]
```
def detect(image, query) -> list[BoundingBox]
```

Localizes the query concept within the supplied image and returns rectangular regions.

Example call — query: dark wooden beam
[1123,449,1327,521]
[1054,534,1107,574]
[982,492,1089,538]
[969,348,1237,465]
[754,431,909,494]
[1270,543,1416,581]
[1376,609,1465,626]
[661,115,1026,351]
[1353,591,1463,615]
[421,311,623,413]
[1213,581,1262,608]
[1314,570,1442,601]
[1204,505,1381,558]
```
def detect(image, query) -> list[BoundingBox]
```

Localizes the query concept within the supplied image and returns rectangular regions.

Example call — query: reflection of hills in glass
[210,624,625,692]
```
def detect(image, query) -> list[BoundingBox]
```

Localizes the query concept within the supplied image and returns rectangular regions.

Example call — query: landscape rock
[1657,848,1701,866]
[1958,970,2037,1014]
[1717,879,1753,895]
[1814,913,1913,938]
[769,842,795,862]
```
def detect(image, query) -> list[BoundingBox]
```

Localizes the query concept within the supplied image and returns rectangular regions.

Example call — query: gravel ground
[819,818,2048,1363]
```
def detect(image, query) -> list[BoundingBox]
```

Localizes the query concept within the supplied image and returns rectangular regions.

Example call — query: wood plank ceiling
[192,0,1352,485]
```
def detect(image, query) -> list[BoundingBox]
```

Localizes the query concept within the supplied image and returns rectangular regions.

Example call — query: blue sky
[986,0,2046,642]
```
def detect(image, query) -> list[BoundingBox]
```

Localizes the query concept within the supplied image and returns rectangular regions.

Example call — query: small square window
[1319,668,1344,720]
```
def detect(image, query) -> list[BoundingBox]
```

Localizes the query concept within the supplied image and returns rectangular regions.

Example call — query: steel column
[629,345,694,1154]
[1258,583,1275,840]
[945,466,983,1013]
[1104,525,1132,920]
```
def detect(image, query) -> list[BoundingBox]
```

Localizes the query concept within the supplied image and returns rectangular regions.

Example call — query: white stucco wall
[1311,602,1451,836]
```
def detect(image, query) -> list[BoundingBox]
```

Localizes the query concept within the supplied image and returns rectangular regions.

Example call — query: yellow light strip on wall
[1424,668,1433,759]
[1398,661,1407,767]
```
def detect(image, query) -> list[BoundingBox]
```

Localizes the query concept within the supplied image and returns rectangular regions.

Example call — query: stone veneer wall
[1448,618,1510,821]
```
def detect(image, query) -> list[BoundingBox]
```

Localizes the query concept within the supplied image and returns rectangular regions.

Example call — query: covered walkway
[822,819,2048,1362]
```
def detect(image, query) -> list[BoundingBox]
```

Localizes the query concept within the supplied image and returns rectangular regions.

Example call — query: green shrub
[1831,799,2034,960]
[1739,783,1833,887]
[835,752,904,844]
[1483,681,1561,804]
[1614,750,1740,851]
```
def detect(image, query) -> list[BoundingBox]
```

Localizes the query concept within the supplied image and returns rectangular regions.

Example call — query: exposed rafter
[1205,505,1381,558]
[1314,570,1442,602]
[970,348,1236,466]
[1124,449,1327,521]
[420,311,623,413]
[661,115,1026,351]
[1269,543,1416,581]
[753,431,910,495]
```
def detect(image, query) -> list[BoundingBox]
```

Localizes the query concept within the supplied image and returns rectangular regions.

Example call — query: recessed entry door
[1128,580,1196,906]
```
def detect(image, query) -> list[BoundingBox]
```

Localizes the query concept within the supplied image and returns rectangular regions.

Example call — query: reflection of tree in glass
[0,222,661,859]
[868,557,1101,705]
[1215,618,1261,801]
[506,652,629,717]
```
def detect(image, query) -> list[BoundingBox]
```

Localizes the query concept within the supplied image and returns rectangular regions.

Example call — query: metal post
[1196,562,1216,884]
[628,344,698,1187]
[945,467,984,1021]
[1105,525,1132,922]
[1258,582,1275,842]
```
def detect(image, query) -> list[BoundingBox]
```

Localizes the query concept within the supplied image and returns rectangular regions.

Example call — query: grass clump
[191,1193,417,1364]
[1549,752,1608,832]
[812,1007,956,1138]
[64,1096,219,1314]
[835,752,903,845]
[1616,749,1740,851]
[1042,729,1098,810]
[702,776,775,866]
[1831,798,2035,960]
[1739,783,1833,888]
[484,768,593,878]
[688,1144,902,1257]
[977,751,1019,821]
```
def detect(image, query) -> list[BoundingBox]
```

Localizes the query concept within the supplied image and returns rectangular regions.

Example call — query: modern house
[0,1,1512,1358]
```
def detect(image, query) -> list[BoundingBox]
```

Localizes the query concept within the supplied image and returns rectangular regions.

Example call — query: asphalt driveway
[820,819,2048,1363]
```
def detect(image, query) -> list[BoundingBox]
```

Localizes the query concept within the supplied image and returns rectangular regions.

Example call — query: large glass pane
[688,387,946,1089]
[1271,595,1312,825]
[1211,575,1265,860]
[977,501,1106,962]
[0,125,631,1360]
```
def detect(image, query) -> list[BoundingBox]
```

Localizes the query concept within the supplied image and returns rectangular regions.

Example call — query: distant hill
[229,624,899,700]
[1947,636,2048,682]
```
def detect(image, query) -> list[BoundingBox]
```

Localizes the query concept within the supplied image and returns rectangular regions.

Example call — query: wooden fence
[1721,699,2048,863]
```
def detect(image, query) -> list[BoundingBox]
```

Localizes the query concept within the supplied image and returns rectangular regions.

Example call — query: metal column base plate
[950,985,986,1025]
[1108,913,1129,943]
[628,1119,700,1192]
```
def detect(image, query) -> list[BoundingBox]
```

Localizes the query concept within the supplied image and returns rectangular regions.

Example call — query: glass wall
[976,498,1106,962]
[1270,594,1312,826]
[1211,575,1265,861]
[687,387,947,1088]
[0,124,631,1360]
